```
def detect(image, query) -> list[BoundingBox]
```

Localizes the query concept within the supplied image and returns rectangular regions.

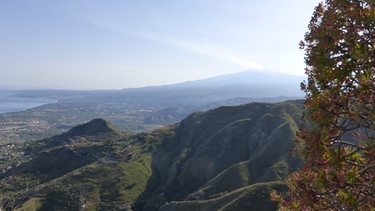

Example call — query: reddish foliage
[273,0,375,210]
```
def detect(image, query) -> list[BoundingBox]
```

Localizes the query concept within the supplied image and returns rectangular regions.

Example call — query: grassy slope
[35,153,152,210]
[160,182,288,211]
[2,120,172,211]
[2,101,304,211]
[136,100,304,210]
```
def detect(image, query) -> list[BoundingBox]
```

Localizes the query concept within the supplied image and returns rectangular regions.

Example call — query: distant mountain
[120,70,305,106]
[0,100,305,210]
[174,70,304,90]
[1,70,305,143]
[12,70,305,106]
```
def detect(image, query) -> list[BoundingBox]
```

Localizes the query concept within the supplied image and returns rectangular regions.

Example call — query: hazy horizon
[0,70,306,91]
[1,0,320,90]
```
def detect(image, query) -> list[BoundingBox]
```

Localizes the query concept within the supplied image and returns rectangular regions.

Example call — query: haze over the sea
[0,91,56,114]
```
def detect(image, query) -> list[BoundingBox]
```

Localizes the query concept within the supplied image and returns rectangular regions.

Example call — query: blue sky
[0,0,321,90]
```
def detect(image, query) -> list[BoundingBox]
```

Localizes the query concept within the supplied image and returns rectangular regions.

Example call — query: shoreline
[0,91,56,115]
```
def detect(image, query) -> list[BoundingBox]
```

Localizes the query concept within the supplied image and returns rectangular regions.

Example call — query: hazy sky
[1,0,320,90]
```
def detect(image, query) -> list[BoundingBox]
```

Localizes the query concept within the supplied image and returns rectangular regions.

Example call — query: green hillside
[0,100,304,210]
[136,100,304,210]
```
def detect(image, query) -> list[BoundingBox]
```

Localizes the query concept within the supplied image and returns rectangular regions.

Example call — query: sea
[0,90,56,114]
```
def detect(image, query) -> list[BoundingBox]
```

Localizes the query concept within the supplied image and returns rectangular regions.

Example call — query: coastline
[0,90,56,114]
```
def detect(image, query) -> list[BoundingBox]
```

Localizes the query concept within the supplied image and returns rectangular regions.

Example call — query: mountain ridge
[66,118,120,136]
[121,70,305,101]
[0,100,305,210]
[135,100,304,210]
[1,70,305,144]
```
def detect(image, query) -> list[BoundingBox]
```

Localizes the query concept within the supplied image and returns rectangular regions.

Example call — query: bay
[0,90,56,114]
